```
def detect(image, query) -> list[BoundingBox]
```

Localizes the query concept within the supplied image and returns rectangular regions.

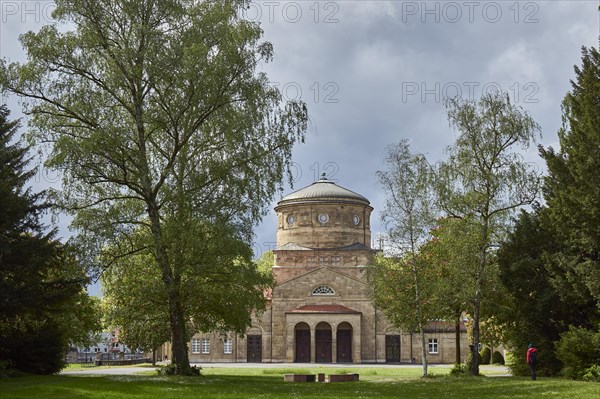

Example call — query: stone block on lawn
[328,374,359,382]
[284,374,316,382]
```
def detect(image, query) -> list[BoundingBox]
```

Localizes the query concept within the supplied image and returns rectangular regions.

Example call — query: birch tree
[370,140,437,377]
[436,92,540,375]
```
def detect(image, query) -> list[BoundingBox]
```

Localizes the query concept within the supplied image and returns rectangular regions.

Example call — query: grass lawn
[1,366,597,399]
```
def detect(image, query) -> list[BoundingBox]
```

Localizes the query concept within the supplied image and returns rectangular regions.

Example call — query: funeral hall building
[182,175,468,363]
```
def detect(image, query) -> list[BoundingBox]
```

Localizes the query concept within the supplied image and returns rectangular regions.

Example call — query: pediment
[273,267,369,301]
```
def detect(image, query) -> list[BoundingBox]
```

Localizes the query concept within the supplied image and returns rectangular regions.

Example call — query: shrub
[555,326,600,380]
[506,350,536,376]
[480,347,491,365]
[0,322,66,375]
[582,365,600,382]
[492,351,505,365]
[0,360,26,378]
[506,341,562,377]
[156,364,177,375]
[156,364,201,376]
[449,363,468,376]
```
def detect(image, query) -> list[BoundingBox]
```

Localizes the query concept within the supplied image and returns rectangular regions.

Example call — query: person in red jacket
[526,343,538,380]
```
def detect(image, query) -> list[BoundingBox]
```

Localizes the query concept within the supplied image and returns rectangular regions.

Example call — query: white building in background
[67,331,141,363]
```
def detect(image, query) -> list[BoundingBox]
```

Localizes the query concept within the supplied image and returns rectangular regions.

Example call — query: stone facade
[275,202,372,249]
[185,176,469,364]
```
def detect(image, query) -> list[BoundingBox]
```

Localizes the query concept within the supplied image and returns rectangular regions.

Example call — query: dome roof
[276,174,370,207]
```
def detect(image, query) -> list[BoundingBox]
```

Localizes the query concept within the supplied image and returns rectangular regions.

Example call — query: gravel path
[61,363,511,376]
[61,366,153,375]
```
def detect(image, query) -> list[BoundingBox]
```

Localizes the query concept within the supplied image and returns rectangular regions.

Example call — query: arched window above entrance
[312,285,335,296]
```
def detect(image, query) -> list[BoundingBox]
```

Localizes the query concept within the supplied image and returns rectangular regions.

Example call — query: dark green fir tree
[0,105,92,375]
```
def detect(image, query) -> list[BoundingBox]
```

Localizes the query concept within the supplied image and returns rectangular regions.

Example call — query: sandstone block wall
[276,203,372,248]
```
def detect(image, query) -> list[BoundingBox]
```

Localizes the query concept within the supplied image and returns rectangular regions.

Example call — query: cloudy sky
[1,1,598,295]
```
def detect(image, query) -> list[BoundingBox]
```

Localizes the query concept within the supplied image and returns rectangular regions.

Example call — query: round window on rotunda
[318,213,329,224]
[287,214,295,226]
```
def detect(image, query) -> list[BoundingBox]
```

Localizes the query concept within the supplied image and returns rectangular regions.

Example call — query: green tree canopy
[255,249,274,275]
[421,216,483,364]
[369,252,444,332]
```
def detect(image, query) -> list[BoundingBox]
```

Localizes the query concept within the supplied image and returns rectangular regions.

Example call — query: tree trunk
[410,333,413,363]
[471,246,484,375]
[146,199,191,375]
[469,216,488,376]
[470,302,481,376]
[167,287,191,374]
[420,328,428,377]
[455,314,462,364]
[469,290,481,376]
[409,251,428,377]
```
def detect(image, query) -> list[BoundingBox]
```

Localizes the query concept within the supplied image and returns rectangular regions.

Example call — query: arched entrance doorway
[336,322,353,363]
[315,322,332,363]
[294,322,310,363]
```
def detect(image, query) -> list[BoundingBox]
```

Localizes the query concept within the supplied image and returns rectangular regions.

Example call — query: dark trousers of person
[528,363,537,380]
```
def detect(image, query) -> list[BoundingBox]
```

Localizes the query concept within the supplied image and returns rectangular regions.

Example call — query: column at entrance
[310,326,316,363]
[331,325,337,364]
[285,323,294,362]
[352,322,362,363]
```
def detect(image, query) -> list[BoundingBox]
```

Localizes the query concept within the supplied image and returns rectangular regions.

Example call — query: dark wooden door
[247,335,262,363]
[315,330,332,363]
[295,329,310,363]
[385,335,401,363]
[336,330,352,363]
